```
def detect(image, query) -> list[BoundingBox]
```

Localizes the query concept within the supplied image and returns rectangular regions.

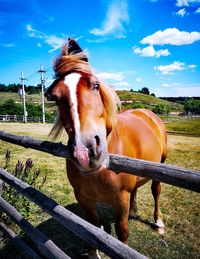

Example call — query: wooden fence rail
[0,196,70,259]
[0,130,199,193]
[0,168,146,259]
[0,222,40,259]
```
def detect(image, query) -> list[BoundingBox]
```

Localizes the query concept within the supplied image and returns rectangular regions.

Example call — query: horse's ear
[65,38,88,62]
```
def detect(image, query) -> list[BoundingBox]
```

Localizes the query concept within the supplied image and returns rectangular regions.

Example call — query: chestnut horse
[45,38,167,258]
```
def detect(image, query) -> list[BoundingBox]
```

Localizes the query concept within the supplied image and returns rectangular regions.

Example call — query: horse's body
[45,38,167,258]
[67,108,167,242]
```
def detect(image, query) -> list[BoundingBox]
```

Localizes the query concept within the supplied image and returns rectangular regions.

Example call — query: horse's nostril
[95,135,100,146]
[89,148,96,159]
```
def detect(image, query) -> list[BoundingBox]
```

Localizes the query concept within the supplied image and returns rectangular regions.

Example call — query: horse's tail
[160,121,167,164]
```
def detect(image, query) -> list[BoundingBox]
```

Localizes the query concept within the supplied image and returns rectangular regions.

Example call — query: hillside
[0,92,55,113]
[0,92,41,105]
[117,90,184,112]
[0,91,184,114]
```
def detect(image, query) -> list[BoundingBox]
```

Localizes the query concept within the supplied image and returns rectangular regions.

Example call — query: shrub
[0,149,47,225]
[0,99,23,115]
[152,104,171,115]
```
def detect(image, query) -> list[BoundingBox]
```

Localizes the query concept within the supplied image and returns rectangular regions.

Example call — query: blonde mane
[49,45,120,140]
[54,45,92,78]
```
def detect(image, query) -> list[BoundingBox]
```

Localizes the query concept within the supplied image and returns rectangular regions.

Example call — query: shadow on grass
[0,202,161,258]
[0,202,116,259]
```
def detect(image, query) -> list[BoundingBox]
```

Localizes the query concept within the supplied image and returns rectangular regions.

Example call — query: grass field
[0,120,199,258]
[165,117,200,135]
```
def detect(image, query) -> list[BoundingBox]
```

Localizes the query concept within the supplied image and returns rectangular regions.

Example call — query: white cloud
[161,83,170,87]
[133,45,170,58]
[154,84,200,97]
[173,86,200,96]
[45,35,64,53]
[195,7,200,12]
[1,43,15,48]
[141,28,200,46]
[90,0,129,38]
[176,8,186,17]
[112,81,131,89]
[176,0,200,7]
[96,72,124,81]
[154,61,186,74]
[188,64,197,71]
[136,77,142,82]
[188,64,197,69]
[37,43,42,48]
[26,24,65,52]
[176,0,189,6]
[96,71,131,90]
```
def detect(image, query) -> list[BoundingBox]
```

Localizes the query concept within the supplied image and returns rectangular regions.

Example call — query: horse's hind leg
[129,188,138,219]
[151,180,165,232]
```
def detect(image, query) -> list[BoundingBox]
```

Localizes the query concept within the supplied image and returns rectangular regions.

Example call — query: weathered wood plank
[0,168,147,259]
[0,130,71,159]
[109,154,200,193]
[0,196,70,259]
[0,222,40,259]
[0,130,199,192]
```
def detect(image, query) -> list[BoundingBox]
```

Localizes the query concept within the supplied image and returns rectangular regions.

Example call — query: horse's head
[45,38,119,172]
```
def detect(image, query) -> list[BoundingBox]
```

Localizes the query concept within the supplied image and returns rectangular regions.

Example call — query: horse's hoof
[129,211,138,220]
[154,219,165,235]
[157,227,165,235]
[155,219,165,228]
[87,249,101,259]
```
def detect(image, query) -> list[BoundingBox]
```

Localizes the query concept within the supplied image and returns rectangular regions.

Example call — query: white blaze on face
[64,73,90,169]
[64,73,81,143]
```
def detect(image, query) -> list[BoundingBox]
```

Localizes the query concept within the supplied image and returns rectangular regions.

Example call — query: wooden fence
[0,130,199,258]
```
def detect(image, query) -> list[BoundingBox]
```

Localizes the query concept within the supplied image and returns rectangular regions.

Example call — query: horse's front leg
[75,192,101,259]
[151,180,165,234]
[113,191,130,243]
[129,188,138,219]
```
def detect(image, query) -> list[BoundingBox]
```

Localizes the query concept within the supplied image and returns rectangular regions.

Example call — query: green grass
[0,91,184,114]
[0,93,42,105]
[0,122,199,258]
[165,118,200,135]
[117,90,184,112]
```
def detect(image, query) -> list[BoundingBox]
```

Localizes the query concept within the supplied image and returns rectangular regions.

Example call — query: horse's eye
[93,82,100,90]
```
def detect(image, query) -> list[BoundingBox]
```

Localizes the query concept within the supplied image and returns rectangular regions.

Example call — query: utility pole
[20,70,27,123]
[38,65,46,124]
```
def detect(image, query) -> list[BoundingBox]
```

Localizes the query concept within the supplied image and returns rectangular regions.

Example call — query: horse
[45,38,167,258]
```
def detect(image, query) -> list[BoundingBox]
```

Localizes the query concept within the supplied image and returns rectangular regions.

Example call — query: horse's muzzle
[68,136,108,172]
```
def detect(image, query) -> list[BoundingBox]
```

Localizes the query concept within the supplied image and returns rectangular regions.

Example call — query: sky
[0,0,200,97]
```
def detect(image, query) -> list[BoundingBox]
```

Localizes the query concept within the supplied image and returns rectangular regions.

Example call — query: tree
[184,100,200,115]
[138,87,150,95]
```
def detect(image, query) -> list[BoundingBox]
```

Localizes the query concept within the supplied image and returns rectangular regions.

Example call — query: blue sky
[0,0,200,97]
